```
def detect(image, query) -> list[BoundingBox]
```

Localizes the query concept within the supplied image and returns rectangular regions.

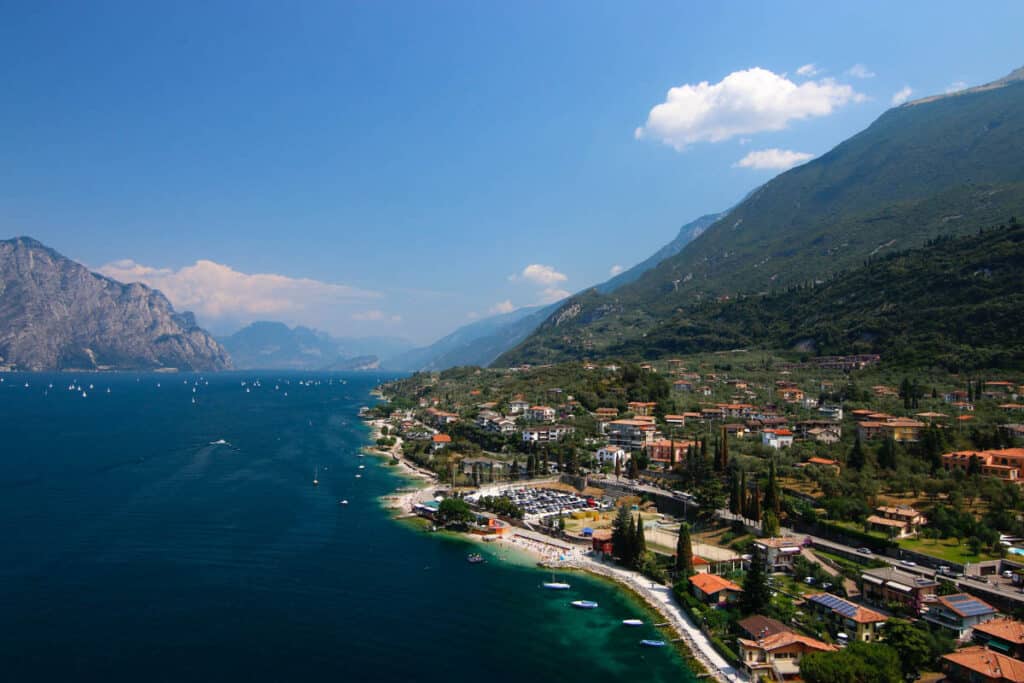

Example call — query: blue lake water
[0,372,696,682]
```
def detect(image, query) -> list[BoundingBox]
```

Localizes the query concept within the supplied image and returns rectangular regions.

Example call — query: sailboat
[313,465,319,486]
[542,573,571,590]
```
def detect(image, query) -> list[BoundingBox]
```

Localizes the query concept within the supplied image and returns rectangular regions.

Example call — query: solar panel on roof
[810,593,858,618]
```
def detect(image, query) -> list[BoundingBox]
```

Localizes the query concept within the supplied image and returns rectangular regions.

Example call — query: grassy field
[898,537,997,563]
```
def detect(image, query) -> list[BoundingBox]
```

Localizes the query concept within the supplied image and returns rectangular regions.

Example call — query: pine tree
[675,522,694,575]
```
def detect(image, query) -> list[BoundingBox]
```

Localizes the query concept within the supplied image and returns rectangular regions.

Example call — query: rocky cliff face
[0,237,231,371]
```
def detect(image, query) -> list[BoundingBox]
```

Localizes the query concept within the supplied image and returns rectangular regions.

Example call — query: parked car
[857,547,873,555]
[900,560,917,567]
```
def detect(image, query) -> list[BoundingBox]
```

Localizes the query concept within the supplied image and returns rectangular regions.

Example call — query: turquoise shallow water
[0,372,696,683]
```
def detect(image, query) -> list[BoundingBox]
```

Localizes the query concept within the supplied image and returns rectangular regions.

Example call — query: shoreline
[361,406,743,683]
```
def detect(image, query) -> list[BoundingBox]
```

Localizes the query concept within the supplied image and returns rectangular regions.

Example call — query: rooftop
[975,617,1024,645]
[942,646,1024,682]
[937,593,997,618]
[806,593,887,624]
[690,573,742,595]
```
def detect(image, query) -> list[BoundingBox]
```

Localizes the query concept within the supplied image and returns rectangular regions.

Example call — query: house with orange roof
[805,593,887,642]
[431,433,451,451]
[645,439,693,468]
[856,417,926,442]
[762,428,794,449]
[942,645,1024,683]
[737,630,836,682]
[605,419,658,451]
[526,405,555,422]
[975,617,1024,659]
[797,457,840,475]
[627,401,658,417]
[942,449,1024,483]
[865,505,926,538]
[664,414,687,426]
[689,572,742,605]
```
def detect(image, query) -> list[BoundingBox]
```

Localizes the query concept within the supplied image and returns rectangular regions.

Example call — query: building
[426,408,460,427]
[856,417,926,442]
[865,505,926,538]
[738,615,792,641]
[509,399,530,414]
[942,646,1024,683]
[942,449,1024,483]
[689,573,742,605]
[804,593,887,642]
[797,457,841,475]
[738,630,836,682]
[645,439,693,468]
[762,428,794,449]
[975,618,1024,659]
[431,433,451,451]
[521,425,574,443]
[860,566,937,615]
[753,537,802,573]
[595,446,627,466]
[924,593,998,640]
[605,419,657,451]
[664,414,687,427]
[627,401,658,417]
[594,407,619,421]
[527,405,556,422]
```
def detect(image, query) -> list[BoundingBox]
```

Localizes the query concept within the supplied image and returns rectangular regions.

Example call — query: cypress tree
[740,548,771,615]
[879,437,897,470]
[635,515,647,563]
[849,433,865,471]
[627,514,639,567]
[729,468,741,515]
[750,481,762,522]
[763,458,781,517]
[720,426,729,471]
[675,522,694,576]
[611,504,632,563]
[739,469,748,518]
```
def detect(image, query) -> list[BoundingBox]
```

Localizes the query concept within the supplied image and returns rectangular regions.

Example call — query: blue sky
[2,1,1022,343]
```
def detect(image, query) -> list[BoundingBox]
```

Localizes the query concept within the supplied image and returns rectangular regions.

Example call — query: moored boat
[542,581,571,590]
[570,600,598,609]
[640,639,666,647]
[467,553,485,564]
[622,619,644,626]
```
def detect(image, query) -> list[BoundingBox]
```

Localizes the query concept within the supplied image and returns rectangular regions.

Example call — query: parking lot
[472,486,602,520]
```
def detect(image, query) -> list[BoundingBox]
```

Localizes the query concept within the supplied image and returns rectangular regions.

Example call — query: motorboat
[622,619,644,626]
[570,600,598,609]
[640,640,666,647]
[542,581,571,590]
[467,553,485,564]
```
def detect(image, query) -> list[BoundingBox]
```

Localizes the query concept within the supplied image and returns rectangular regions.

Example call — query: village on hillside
[371,351,1024,682]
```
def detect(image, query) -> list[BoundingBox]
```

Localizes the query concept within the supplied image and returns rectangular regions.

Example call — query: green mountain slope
[508,219,1024,371]
[498,67,1024,366]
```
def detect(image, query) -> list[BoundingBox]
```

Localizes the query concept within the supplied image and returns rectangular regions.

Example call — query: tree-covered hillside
[504,219,1024,371]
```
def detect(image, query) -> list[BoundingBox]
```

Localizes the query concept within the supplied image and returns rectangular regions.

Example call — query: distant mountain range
[219,321,413,370]
[497,66,1024,367]
[0,237,230,371]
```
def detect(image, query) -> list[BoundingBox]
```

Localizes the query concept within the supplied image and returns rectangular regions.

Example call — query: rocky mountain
[220,321,412,370]
[0,237,230,371]
[497,66,1024,366]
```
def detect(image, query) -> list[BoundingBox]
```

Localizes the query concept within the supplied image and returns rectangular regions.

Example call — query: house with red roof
[689,573,742,605]
[942,646,1024,683]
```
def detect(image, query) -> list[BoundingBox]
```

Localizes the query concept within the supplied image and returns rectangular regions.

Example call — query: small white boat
[355,474,362,479]
[313,465,319,486]
[571,600,598,609]
[358,465,365,469]
[543,581,571,590]
[640,640,666,647]
[622,619,644,627]
[210,439,229,446]
[339,500,349,505]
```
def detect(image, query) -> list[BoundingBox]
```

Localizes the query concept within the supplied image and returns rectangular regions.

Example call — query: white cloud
[515,263,568,286]
[945,80,968,94]
[489,300,516,315]
[634,67,865,150]
[846,63,876,79]
[98,258,380,331]
[734,148,814,171]
[351,310,386,321]
[539,288,571,304]
[890,86,914,106]
[466,311,480,320]
[796,63,822,77]
[609,264,625,276]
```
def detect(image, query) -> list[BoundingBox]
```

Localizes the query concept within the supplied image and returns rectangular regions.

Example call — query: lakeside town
[366,352,1024,682]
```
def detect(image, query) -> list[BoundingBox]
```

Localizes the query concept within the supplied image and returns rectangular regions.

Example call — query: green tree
[675,523,694,576]
[849,433,865,471]
[729,468,742,515]
[763,458,781,517]
[883,620,935,680]
[801,642,901,683]
[739,548,771,615]
[437,497,473,526]
[634,516,647,564]
[762,511,780,538]
[878,437,897,470]
[611,504,634,565]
